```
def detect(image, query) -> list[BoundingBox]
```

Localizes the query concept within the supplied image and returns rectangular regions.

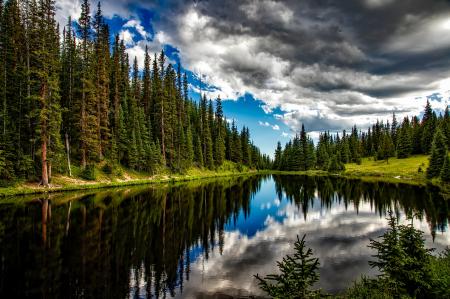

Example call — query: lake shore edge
[1,170,446,198]
[0,170,266,197]
[269,169,448,195]
[1,155,448,198]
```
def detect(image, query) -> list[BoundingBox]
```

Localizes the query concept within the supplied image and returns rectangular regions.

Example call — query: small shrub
[80,164,96,181]
[102,163,113,175]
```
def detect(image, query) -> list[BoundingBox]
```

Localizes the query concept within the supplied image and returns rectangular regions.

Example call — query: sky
[55,0,450,156]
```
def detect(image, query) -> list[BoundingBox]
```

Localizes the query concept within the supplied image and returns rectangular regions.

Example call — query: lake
[0,175,449,298]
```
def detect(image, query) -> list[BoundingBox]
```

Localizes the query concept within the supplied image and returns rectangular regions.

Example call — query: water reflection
[0,175,448,298]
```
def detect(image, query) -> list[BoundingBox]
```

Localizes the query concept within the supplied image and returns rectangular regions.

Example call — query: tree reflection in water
[0,175,448,298]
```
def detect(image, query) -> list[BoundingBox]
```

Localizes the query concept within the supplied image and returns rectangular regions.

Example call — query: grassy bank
[344,155,429,185]
[271,155,429,184]
[2,155,447,198]
[0,161,265,197]
[272,155,450,195]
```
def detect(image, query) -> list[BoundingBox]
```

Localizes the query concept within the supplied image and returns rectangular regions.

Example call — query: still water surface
[0,175,449,298]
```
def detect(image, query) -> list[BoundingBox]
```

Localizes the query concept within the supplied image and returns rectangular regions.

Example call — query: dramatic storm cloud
[56,0,450,151]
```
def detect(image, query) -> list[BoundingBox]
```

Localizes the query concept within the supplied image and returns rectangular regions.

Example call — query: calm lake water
[0,175,449,298]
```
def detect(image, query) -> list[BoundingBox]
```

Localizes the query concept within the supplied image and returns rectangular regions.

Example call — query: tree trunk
[41,136,49,187]
[48,160,52,184]
[65,132,72,176]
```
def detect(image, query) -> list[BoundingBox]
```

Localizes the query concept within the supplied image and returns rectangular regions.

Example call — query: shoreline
[0,170,267,198]
[1,157,448,198]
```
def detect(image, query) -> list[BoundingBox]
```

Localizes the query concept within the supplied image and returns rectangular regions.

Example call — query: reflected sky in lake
[0,175,449,298]
[174,177,450,298]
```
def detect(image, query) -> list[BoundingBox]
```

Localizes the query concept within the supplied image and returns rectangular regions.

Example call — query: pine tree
[391,112,398,149]
[328,153,345,172]
[230,120,242,163]
[299,125,314,170]
[241,126,251,166]
[214,96,225,166]
[184,124,194,168]
[93,3,110,159]
[255,235,321,298]
[421,100,436,154]
[273,141,283,170]
[153,51,166,163]
[397,117,412,159]
[110,34,121,162]
[377,133,394,163]
[34,0,63,185]
[427,129,447,179]
[195,135,204,167]
[1,0,26,178]
[77,0,99,167]
[142,45,151,115]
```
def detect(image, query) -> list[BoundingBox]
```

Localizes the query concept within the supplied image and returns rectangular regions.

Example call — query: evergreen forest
[0,0,271,186]
[273,101,450,181]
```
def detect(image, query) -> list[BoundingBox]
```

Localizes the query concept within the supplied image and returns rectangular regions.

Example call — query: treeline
[273,101,450,178]
[0,0,270,185]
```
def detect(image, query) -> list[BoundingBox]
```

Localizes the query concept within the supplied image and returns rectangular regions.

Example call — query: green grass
[0,161,262,198]
[271,155,450,195]
[343,155,429,184]
[2,155,448,198]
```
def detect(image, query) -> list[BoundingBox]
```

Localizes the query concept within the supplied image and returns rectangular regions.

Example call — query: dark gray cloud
[57,0,450,134]
[145,0,450,133]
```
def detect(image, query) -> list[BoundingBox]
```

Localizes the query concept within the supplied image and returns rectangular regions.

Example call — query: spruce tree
[214,96,225,166]
[34,0,63,185]
[142,45,151,115]
[93,3,110,159]
[421,100,436,154]
[195,135,204,167]
[230,120,242,163]
[184,124,194,168]
[273,142,283,170]
[427,129,447,179]
[377,133,394,163]
[391,112,398,149]
[397,118,412,159]
[255,235,321,299]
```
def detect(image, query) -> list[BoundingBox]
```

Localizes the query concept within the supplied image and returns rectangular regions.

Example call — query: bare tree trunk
[48,161,52,184]
[65,132,72,176]
[41,135,49,187]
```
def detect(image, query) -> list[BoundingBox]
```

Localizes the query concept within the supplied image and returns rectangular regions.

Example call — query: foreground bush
[254,235,322,298]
